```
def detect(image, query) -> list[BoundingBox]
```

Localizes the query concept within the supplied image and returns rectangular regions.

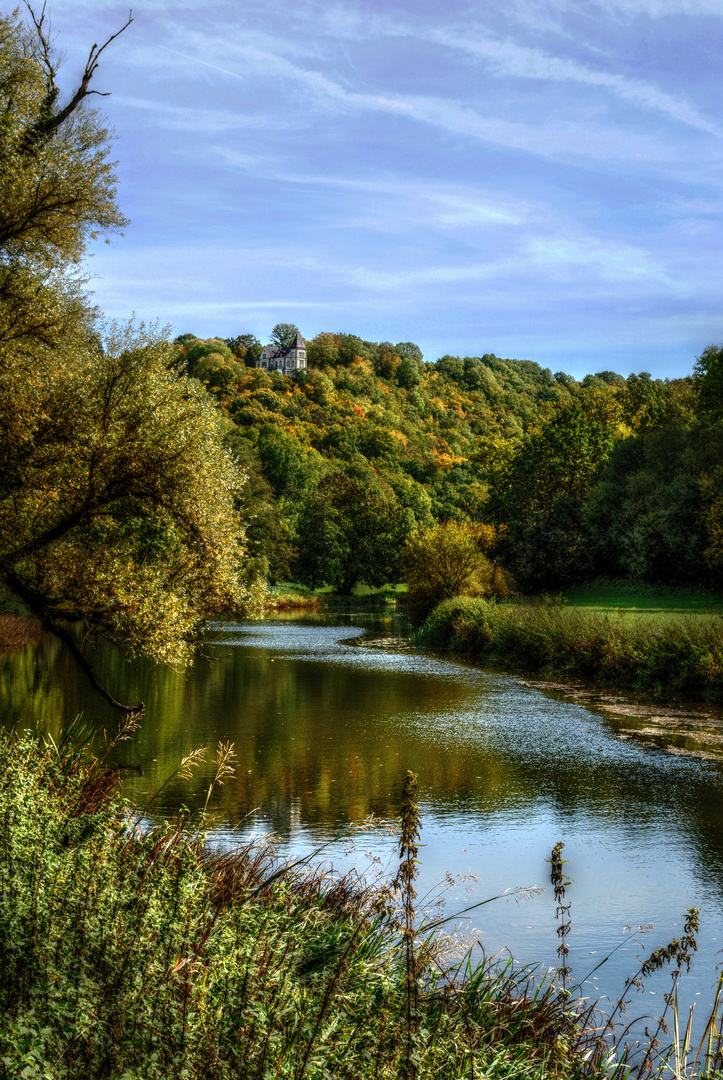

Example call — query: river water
[3,610,723,1041]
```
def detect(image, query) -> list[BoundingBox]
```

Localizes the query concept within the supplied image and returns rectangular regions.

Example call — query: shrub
[415,598,723,702]
[403,524,512,623]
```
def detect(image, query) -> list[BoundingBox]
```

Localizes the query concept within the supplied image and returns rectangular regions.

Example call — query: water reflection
[3,614,723,1028]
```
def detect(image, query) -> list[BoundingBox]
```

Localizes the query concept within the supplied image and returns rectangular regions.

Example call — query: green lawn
[562,582,723,619]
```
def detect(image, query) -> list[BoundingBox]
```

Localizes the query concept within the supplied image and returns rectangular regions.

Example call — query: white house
[254,332,307,375]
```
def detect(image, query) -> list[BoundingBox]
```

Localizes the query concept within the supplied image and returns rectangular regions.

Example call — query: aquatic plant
[2,723,723,1079]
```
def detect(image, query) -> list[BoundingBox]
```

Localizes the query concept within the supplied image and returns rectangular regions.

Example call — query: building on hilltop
[254,332,307,375]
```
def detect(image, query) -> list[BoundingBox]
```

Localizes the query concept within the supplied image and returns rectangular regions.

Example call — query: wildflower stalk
[550,841,572,991]
[394,770,422,1080]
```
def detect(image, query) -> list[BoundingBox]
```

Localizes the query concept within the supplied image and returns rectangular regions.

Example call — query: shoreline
[413,596,723,706]
[0,613,46,651]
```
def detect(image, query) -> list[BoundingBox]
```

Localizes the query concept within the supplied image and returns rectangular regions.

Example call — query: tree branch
[21,4,134,149]
[2,571,144,714]
[44,615,145,715]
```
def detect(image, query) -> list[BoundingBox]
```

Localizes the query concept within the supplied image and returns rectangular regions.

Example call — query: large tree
[494,389,622,588]
[269,323,300,349]
[0,8,262,710]
[295,472,411,594]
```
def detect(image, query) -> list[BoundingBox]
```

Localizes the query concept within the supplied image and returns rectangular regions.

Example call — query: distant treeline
[174,328,723,594]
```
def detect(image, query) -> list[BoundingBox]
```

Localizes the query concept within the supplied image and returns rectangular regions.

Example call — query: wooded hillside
[175,329,720,594]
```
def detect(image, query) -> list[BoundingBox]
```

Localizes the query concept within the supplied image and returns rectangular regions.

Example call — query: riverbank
[0,728,592,1080]
[0,613,45,650]
[269,582,406,612]
[414,596,723,703]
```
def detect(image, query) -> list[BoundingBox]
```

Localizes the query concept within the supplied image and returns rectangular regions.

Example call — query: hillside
[174,329,719,595]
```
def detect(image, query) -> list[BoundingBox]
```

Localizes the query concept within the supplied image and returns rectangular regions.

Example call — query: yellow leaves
[2,321,264,667]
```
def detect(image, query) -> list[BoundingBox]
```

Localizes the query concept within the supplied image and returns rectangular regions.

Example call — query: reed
[4,725,723,1079]
[268,589,322,611]
[414,597,723,702]
[0,728,603,1080]
[0,612,46,650]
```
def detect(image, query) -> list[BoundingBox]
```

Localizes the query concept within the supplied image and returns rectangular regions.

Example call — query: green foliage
[416,597,723,702]
[169,321,723,600]
[403,523,507,623]
[0,322,263,668]
[0,11,262,704]
[175,335,570,590]
[270,321,300,348]
[0,9,129,352]
[295,471,413,593]
[494,390,623,589]
[225,332,262,362]
[694,345,723,424]
[0,730,595,1080]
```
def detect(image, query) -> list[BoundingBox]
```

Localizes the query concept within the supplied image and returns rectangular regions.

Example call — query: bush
[403,523,511,623]
[0,730,591,1080]
[415,598,723,702]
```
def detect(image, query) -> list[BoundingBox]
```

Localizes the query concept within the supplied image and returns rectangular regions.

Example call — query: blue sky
[46,0,721,377]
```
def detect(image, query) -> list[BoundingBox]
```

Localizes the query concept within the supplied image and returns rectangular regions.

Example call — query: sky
[42,0,722,378]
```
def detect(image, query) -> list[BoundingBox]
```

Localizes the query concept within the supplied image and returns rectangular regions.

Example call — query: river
[3,609,723,1044]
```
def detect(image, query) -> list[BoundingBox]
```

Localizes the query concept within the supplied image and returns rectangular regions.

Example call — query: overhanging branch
[2,571,144,714]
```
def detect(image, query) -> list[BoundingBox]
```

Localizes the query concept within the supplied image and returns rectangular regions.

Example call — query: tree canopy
[270,323,300,348]
[0,8,262,708]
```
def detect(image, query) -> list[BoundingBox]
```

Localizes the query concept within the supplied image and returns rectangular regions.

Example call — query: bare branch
[2,571,145,714]
[21,5,133,148]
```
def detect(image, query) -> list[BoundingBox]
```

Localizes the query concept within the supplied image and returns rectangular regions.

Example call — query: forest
[174,327,723,601]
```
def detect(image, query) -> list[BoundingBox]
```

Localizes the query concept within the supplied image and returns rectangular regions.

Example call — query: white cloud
[427,29,721,136]
[148,17,716,178]
[214,158,530,227]
[500,0,723,28]
[114,96,292,133]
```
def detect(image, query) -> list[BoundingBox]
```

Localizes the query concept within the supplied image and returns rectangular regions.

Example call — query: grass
[268,586,322,611]
[2,726,723,1078]
[269,582,407,613]
[0,727,597,1080]
[0,613,46,650]
[414,596,723,703]
[562,582,723,619]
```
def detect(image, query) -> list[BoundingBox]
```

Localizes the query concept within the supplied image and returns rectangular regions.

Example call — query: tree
[619,372,671,432]
[0,7,130,352]
[0,323,263,709]
[225,333,261,362]
[295,472,411,593]
[694,345,723,424]
[306,332,340,368]
[270,323,300,349]
[403,523,506,622]
[256,425,308,497]
[0,9,262,709]
[495,389,622,588]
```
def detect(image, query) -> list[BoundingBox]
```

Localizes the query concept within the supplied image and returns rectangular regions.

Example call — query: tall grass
[0,613,45,649]
[0,728,595,1080]
[3,726,722,1078]
[414,597,723,702]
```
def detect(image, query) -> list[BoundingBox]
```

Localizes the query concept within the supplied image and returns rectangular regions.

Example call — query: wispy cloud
[148,18,718,179]
[496,0,723,28]
[214,155,530,227]
[46,0,723,376]
[426,28,721,136]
